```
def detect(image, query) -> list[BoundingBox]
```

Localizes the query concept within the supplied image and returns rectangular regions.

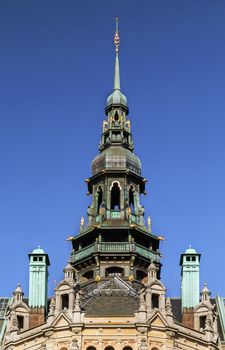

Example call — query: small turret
[64,262,74,280]
[147,262,157,282]
[13,284,23,304]
[200,283,211,304]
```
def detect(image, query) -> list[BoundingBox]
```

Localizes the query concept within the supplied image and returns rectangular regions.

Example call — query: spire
[114,17,120,91]
[106,18,128,111]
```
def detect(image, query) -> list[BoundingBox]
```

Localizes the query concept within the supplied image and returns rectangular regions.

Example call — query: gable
[52,313,71,328]
[148,311,168,327]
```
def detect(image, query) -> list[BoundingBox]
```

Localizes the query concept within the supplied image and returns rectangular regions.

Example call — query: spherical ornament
[95,275,101,282]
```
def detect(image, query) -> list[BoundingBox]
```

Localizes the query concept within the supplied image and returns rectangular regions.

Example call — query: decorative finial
[80,217,84,231]
[189,244,192,249]
[147,216,152,231]
[114,17,120,52]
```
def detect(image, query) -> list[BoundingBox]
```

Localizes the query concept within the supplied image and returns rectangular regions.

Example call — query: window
[33,256,38,261]
[123,347,133,350]
[97,186,103,213]
[114,111,119,121]
[200,315,206,330]
[186,256,190,261]
[87,347,96,350]
[61,294,69,309]
[152,293,159,309]
[129,186,134,213]
[105,266,124,277]
[105,347,114,350]
[38,257,43,261]
[192,256,196,261]
[17,315,24,330]
[110,182,120,210]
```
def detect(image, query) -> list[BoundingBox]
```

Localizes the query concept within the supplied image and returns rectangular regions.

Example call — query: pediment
[148,310,168,327]
[52,312,71,328]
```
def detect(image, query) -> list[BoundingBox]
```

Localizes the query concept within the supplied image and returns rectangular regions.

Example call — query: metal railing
[71,242,160,263]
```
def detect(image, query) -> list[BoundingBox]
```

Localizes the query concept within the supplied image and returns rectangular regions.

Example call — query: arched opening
[123,347,133,350]
[17,315,24,330]
[110,182,120,210]
[81,270,94,283]
[61,294,69,309]
[136,270,147,281]
[129,186,135,213]
[200,315,206,330]
[105,266,124,277]
[97,186,103,213]
[105,347,115,350]
[114,111,119,121]
[152,293,159,309]
[86,347,96,350]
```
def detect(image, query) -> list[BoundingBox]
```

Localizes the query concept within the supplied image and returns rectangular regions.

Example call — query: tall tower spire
[70,21,161,286]
[114,17,120,91]
[106,18,128,113]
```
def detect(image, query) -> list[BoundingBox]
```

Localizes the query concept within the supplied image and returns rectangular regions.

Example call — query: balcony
[71,242,160,263]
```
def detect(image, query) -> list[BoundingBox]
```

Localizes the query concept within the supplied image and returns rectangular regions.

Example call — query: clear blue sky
[1,0,225,298]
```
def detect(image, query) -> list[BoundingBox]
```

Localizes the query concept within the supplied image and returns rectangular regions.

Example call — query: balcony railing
[71,242,160,263]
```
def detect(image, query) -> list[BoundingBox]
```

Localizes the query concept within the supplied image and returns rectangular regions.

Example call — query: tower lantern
[28,247,50,310]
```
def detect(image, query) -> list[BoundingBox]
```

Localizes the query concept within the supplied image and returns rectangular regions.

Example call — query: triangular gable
[148,310,168,327]
[52,312,71,328]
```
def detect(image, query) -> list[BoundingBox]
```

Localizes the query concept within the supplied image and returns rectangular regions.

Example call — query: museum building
[1,23,225,350]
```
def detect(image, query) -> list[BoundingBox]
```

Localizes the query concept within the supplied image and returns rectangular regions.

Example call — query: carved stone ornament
[40,344,47,350]
[71,339,79,350]
[72,327,80,334]
[166,330,176,338]
[139,338,148,350]
[45,331,54,338]
[138,327,148,334]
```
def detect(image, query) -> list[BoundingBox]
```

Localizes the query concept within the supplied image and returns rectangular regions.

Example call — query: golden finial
[114,17,120,52]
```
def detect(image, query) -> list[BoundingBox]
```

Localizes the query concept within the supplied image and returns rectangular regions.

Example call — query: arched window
[97,186,103,213]
[114,111,119,121]
[17,315,24,330]
[86,347,96,350]
[200,315,206,330]
[129,185,135,213]
[110,182,120,210]
[105,347,114,350]
[123,347,133,350]
[61,294,69,309]
[105,266,124,277]
[152,293,159,309]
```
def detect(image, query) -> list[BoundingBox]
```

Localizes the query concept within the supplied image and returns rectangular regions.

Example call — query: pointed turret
[200,283,211,304]
[13,284,23,303]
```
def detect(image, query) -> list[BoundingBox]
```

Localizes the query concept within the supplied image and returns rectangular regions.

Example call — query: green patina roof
[32,247,45,254]
[185,247,197,254]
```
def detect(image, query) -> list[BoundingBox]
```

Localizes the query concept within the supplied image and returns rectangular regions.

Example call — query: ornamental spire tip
[113,17,120,90]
